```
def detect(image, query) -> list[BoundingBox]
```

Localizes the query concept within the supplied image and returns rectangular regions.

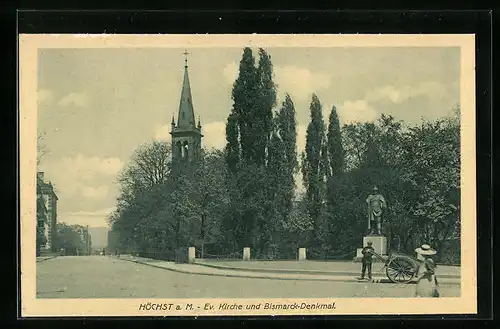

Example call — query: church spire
[177,50,196,129]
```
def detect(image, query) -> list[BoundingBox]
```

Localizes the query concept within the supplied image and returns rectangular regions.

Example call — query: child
[415,258,440,297]
[358,241,375,281]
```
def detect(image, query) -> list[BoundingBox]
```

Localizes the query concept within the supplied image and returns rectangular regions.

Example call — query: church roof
[177,59,196,129]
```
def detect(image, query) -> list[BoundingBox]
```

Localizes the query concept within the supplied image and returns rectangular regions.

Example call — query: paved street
[36,256,460,299]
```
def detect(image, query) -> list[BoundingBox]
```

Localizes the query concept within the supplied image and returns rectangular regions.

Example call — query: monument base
[364,235,387,255]
[353,235,388,262]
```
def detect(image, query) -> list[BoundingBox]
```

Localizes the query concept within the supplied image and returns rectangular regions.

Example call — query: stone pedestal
[188,246,196,264]
[354,236,389,262]
[298,248,307,261]
[363,235,387,256]
[243,247,251,261]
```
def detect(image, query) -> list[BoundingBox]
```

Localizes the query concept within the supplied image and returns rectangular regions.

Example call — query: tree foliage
[54,223,89,255]
[110,141,230,259]
[301,94,328,249]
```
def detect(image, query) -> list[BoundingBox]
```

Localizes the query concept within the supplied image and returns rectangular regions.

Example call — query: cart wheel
[386,255,417,283]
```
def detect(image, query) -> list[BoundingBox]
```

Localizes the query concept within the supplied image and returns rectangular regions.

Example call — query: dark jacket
[361,246,375,262]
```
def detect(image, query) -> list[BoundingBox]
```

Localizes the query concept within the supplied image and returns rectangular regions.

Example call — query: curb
[115,257,461,286]
[36,255,58,263]
[194,261,461,279]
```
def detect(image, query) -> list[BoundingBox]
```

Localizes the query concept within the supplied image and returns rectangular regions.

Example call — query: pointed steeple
[177,50,196,129]
[171,50,203,164]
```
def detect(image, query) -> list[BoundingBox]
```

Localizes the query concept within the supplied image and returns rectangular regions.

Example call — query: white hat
[415,244,437,256]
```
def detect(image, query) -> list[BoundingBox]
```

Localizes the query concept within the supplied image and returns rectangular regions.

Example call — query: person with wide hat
[414,244,437,277]
[415,258,440,297]
[415,244,437,257]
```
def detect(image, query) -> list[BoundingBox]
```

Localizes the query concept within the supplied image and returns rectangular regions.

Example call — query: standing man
[366,186,387,235]
[358,241,375,281]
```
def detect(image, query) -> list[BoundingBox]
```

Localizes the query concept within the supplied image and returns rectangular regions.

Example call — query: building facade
[170,52,203,162]
[36,172,58,253]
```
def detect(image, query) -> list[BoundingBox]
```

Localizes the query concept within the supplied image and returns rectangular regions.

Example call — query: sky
[37,46,460,228]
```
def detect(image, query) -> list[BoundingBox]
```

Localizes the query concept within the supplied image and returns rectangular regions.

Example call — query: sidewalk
[114,255,461,286]
[194,259,461,279]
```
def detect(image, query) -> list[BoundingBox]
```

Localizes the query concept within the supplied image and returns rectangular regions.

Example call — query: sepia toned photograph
[20,34,476,317]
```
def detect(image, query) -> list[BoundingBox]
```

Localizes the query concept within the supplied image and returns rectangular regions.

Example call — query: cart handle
[368,250,390,265]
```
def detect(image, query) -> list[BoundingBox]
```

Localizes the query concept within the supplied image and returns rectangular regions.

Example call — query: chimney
[37,172,44,182]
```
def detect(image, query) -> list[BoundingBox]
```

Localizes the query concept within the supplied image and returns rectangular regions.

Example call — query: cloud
[58,92,89,107]
[63,154,124,178]
[222,62,331,103]
[365,81,448,104]
[81,185,109,199]
[223,62,238,85]
[60,207,116,228]
[40,154,124,199]
[38,89,54,105]
[274,65,331,102]
[337,100,378,125]
[154,124,171,141]
[202,121,226,150]
[65,207,117,217]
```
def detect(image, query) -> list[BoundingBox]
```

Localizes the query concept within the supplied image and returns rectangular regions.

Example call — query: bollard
[188,246,196,264]
[298,247,307,261]
[243,247,251,261]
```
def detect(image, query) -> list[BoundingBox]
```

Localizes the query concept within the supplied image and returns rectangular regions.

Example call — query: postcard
[20,34,476,317]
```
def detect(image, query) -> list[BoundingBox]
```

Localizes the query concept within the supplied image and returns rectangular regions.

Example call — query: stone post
[298,248,307,261]
[188,246,196,264]
[243,247,251,261]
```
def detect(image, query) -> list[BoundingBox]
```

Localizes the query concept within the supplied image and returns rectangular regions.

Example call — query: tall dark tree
[301,94,328,250]
[326,106,344,177]
[230,47,259,163]
[323,106,346,253]
[225,113,240,174]
[223,47,278,255]
[223,47,260,251]
[278,94,299,176]
[274,94,298,232]
[255,48,277,166]
[265,127,288,256]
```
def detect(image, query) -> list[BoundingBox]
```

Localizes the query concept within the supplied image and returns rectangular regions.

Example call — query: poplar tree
[265,128,286,254]
[278,94,299,177]
[230,47,259,163]
[326,106,344,177]
[255,48,276,166]
[224,47,278,253]
[225,113,240,174]
[275,94,298,223]
[324,105,345,252]
[301,94,328,250]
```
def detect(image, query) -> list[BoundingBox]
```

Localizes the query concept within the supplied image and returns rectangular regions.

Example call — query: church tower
[170,50,203,162]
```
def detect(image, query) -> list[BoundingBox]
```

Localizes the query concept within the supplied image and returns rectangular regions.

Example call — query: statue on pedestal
[366,186,387,236]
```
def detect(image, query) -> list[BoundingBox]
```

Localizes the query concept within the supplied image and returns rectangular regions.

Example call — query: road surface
[36,256,460,299]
